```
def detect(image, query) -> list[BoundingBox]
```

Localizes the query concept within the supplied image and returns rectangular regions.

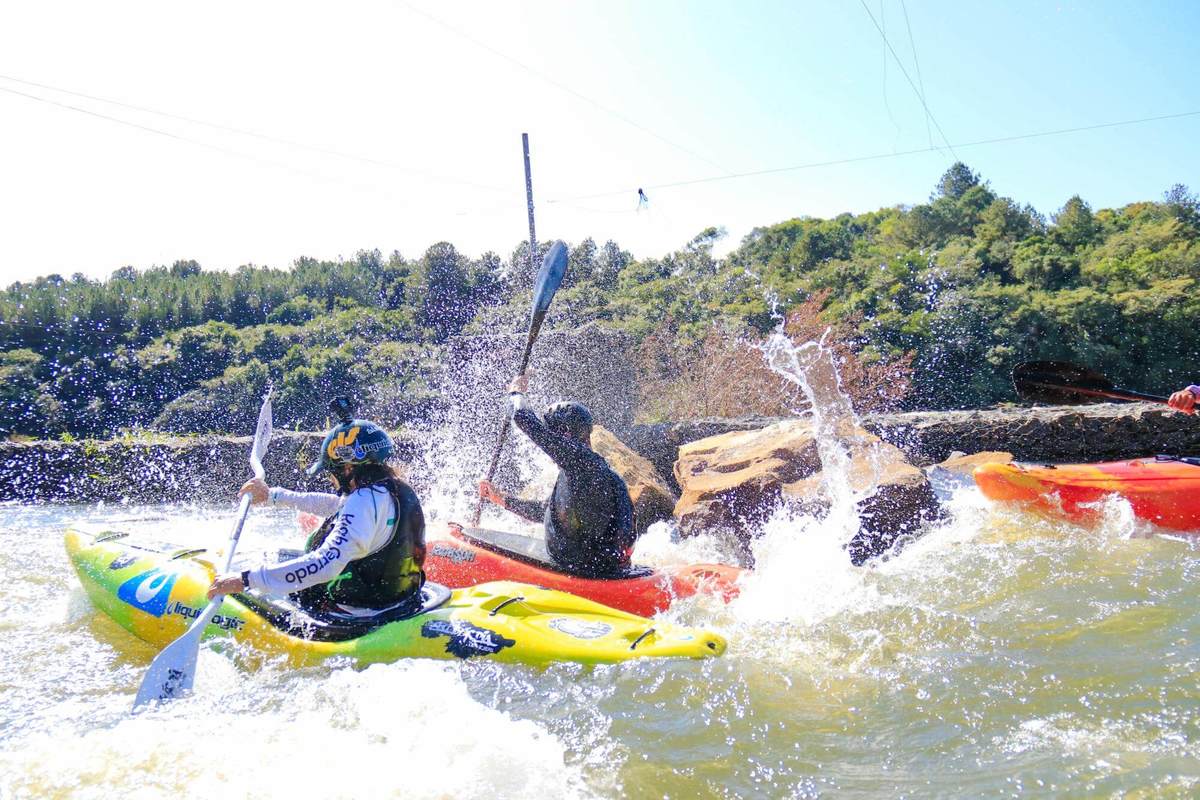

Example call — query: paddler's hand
[478,480,506,508]
[1168,387,1199,414]
[507,372,530,394]
[239,477,269,505]
[207,572,246,600]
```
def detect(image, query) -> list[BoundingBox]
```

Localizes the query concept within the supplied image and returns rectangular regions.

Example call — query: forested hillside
[2,163,1197,438]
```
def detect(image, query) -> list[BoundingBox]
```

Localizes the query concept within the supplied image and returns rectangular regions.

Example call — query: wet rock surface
[672,422,820,541]
[629,402,1200,485]
[3,402,1195,505]
[927,450,1015,479]
[672,419,941,563]
[868,402,1200,465]
[0,432,417,504]
[590,425,678,537]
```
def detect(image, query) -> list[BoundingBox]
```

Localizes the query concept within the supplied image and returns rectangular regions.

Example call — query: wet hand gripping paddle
[1012,361,1168,405]
[133,387,273,710]
[472,241,568,526]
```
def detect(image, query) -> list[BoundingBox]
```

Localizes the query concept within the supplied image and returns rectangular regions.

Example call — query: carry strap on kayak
[1155,454,1200,468]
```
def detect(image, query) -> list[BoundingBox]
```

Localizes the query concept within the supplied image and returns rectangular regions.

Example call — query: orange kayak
[973,458,1200,532]
[423,524,742,617]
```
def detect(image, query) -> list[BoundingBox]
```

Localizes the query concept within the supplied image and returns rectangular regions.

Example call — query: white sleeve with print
[267,487,341,517]
[246,486,396,596]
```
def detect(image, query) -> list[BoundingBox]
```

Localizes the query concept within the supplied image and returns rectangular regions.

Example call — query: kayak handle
[630,628,656,651]
[489,596,526,617]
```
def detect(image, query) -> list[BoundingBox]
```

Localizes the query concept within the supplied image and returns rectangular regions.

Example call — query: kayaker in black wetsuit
[478,373,636,578]
[208,398,425,611]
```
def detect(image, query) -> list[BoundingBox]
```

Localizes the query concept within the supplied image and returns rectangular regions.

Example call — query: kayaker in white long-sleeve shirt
[207,403,425,611]
[1168,384,1200,414]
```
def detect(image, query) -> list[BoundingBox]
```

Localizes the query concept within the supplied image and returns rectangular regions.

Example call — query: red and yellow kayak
[423,524,742,617]
[973,458,1200,532]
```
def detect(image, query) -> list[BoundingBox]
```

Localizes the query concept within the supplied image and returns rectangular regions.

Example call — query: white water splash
[0,661,585,800]
[720,330,904,624]
[731,502,878,626]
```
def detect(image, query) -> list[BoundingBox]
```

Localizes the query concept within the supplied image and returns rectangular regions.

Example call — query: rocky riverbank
[2,402,1196,506]
[627,401,1200,492]
[0,432,416,504]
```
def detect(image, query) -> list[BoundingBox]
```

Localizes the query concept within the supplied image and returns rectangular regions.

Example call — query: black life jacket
[301,477,426,608]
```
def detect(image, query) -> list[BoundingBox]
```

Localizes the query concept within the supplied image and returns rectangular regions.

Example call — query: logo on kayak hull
[421,620,515,659]
[166,601,246,631]
[108,553,139,571]
[430,544,476,564]
[548,618,612,640]
[117,567,180,617]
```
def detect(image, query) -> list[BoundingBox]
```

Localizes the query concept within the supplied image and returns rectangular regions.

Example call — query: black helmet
[543,401,593,441]
[307,397,395,476]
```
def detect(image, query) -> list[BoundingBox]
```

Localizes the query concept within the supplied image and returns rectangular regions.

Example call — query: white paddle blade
[250,388,273,480]
[131,387,272,713]
[132,627,202,709]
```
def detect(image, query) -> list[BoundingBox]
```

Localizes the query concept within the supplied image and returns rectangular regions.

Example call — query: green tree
[1053,195,1099,250]
[0,349,63,436]
[934,162,982,200]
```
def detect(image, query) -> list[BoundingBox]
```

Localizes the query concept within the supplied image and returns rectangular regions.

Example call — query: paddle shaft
[1022,379,1167,404]
[1013,361,1172,406]
[179,493,253,639]
[473,317,545,525]
[469,233,568,527]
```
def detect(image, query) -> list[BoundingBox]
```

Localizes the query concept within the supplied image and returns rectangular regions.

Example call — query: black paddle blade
[530,241,568,324]
[1012,360,1118,404]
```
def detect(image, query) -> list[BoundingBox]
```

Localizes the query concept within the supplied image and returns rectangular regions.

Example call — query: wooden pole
[522,132,537,275]
[471,134,540,527]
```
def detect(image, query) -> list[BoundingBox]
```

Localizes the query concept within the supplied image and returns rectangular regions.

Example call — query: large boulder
[673,419,940,564]
[673,422,820,536]
[591,425,678,536]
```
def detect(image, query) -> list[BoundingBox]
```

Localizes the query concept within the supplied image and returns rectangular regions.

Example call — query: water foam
[0,660,586,800]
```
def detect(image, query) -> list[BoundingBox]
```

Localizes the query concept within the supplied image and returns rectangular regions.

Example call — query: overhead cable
[396,1,733,175]
[0,73,509,193]
[858,0,959,160]
[546,110,1200,204]
[898,0,934,148]
[0,83,520,210]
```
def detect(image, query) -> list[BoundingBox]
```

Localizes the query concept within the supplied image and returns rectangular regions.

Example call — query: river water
[3,334,1200,798]
[1,484,1197,799]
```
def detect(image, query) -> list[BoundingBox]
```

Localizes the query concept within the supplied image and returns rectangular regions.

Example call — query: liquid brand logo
[167,601,245,631]
[117,567,180,617]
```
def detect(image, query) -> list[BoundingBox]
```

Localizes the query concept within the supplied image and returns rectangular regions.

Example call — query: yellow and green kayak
[65,528,726,666]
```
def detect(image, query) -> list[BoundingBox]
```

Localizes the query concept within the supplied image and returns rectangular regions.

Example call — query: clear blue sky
[0,0,1197,281]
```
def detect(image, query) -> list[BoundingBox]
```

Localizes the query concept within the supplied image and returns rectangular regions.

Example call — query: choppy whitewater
[4,335,1199,798]
[2,479,1198,798]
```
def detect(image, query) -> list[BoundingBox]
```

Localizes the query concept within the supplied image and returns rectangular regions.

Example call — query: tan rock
[673,421,821,536]
[930,450,1014,478]
[592,425,678,536]
[673,418,940,564]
